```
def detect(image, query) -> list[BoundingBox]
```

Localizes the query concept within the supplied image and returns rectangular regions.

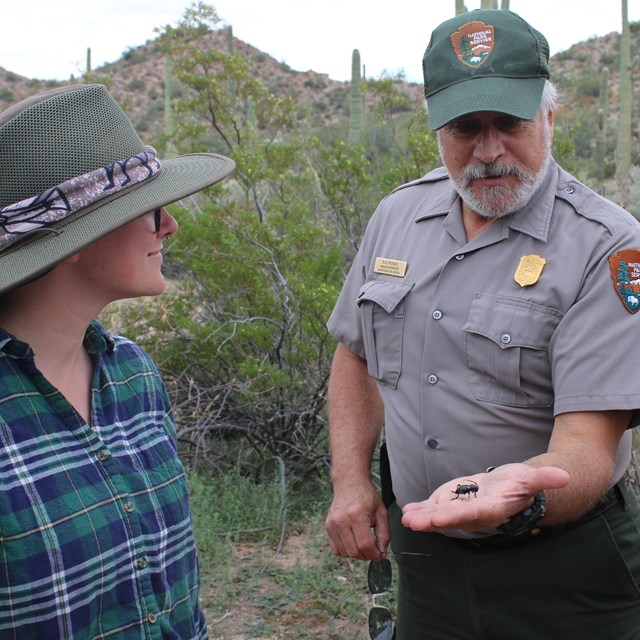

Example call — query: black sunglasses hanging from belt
[368,440,396,639]
[368,559,395,640]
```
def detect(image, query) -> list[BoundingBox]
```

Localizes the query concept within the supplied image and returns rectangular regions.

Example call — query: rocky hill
[0,27,383,138]
[0,23,637,152]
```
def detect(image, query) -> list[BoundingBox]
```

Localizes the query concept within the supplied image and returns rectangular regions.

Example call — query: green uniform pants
[389,481,640,640]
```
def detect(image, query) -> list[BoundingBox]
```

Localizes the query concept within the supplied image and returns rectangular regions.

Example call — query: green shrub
[127,77,146,91]
[574,74,601,98]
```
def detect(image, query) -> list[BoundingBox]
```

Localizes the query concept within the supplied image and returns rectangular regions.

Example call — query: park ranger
[325,9,640,640]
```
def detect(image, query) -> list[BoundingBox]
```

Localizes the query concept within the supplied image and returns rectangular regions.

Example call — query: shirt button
[432,310,442,320]
[427,438,439,450]
[563,187,574,194]
[136,557,148,570]
[147,612,158,624]
[123,501,135,514]
[500,334,512,344]
[97,449,111,462]
[455,254,465,261]
[427,374,438,385]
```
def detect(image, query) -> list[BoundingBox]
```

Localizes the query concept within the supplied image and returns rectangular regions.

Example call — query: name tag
[374,257,408,278]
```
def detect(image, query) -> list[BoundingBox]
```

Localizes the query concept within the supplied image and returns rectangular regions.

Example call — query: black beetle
[451,480,479,499]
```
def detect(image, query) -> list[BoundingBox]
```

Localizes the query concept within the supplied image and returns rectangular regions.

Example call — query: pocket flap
[357,279,415,314]
[463,293,562,350]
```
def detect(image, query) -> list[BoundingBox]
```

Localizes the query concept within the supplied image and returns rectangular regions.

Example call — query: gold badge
[374,257,407,278]
[451,21,495,68]
[514,255,547,287]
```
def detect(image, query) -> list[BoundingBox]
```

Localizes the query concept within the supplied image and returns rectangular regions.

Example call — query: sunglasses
[368,559,395,640]
[153,209,162,233]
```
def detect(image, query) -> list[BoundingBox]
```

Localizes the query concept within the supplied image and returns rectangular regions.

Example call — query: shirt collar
[0,320,116,358]
[84,321,117,355]
[406,167,457,222]
[412,160,559,243]
[507,160,558,242]
[0,330,32,357]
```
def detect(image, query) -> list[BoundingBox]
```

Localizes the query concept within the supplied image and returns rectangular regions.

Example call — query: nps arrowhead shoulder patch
[450,21,495,68]
[609,249,640,314]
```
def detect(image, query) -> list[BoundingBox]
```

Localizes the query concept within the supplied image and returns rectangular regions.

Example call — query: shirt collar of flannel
[0,329,32,358]
[84,320,117,355]
[0,320,116,358]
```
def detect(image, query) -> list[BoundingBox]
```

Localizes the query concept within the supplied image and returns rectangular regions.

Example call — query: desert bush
[101,3,440,478]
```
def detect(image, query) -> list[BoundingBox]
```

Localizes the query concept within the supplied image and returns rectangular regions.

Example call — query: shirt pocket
[463,293,562,407]
[357,277,414,388]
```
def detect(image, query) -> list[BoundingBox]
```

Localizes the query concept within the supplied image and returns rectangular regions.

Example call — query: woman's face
[75,207,179,303]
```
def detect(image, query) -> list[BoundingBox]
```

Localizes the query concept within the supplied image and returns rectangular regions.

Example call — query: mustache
[462,161,529,182]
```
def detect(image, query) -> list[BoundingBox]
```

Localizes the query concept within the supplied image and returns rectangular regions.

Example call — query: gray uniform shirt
[328,161,640,508]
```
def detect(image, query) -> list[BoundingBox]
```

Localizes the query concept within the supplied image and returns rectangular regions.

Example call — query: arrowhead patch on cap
[451,21,495,68]
[609,249,640,314]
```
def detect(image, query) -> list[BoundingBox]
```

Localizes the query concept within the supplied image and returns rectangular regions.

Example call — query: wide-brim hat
[423,10,550,130]
[0,84,235,294]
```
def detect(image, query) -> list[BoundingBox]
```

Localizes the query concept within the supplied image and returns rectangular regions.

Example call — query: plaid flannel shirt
[0,321,208,639]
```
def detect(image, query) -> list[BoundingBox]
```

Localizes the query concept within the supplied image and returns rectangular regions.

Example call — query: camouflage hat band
[422,9,550,130]
[0,147,161,253]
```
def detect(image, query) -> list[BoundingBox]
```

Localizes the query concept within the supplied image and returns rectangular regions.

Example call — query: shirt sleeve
[550,225,640,426]
[326,200,387,358]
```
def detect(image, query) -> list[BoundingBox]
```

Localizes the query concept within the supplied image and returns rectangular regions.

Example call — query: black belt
[463,484,624,550]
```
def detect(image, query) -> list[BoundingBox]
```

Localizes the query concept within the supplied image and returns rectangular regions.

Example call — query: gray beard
[439,138,552,220]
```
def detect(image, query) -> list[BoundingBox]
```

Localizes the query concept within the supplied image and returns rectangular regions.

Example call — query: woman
[0,84,234,638]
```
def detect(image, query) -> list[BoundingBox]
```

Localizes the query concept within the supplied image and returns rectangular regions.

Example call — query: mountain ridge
[0,23,637,156]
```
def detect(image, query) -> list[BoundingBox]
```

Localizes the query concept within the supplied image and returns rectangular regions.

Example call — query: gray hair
[539,80,558,117]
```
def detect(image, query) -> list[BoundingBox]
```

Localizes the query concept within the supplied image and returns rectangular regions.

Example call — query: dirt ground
[201,531,369,640]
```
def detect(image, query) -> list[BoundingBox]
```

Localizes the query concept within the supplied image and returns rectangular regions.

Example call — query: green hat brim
[0,152,235,294]
[426,76,546,130]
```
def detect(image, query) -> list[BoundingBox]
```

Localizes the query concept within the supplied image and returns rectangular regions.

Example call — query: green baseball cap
[423,9,550,130]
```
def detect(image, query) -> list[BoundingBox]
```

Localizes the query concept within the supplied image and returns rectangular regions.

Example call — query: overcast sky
[1,1,637,84]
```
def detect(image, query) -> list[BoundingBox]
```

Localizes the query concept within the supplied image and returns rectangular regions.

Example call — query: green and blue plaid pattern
[0,321,208,639]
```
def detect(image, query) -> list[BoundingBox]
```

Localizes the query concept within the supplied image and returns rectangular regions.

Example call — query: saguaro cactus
[616,0,632,207]
[226,25,234,54]
[455,0,468,14]
[164,57,177,155]
[348,49,364,145]
[595,67,609,183]
[481,0,498,9]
